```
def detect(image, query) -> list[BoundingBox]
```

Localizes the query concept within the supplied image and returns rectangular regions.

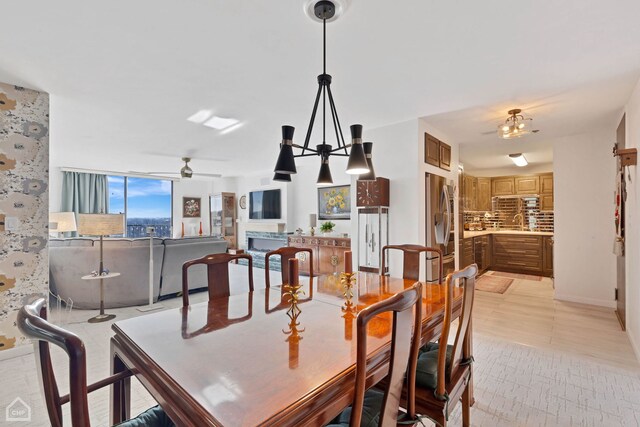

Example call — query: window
[107,175,173,238]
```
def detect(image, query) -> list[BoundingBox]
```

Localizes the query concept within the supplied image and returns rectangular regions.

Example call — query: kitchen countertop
[463,230,554,238]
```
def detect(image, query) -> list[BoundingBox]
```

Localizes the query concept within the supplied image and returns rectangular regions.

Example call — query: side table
[81,272,121,323]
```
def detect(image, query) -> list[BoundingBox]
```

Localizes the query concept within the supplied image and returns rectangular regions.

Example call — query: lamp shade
[358,142,376,181]
[273,172,292,182]
[317,158,333,186]
[49,212,77,233]
[77,213,124,236]
[346,124,369,175]
[274,125,297,174]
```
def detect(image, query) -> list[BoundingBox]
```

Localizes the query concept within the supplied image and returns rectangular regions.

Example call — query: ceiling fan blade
[192,173,222,178]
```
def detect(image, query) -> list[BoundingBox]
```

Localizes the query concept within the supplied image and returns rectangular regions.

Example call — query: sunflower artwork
[318,185,351,220]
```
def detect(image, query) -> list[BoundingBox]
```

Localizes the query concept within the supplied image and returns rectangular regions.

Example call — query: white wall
[553,131,617,308]
[172,179,214,237]
[623,77,640,358]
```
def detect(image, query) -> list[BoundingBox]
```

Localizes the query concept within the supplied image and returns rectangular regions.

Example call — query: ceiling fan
[133,157,221,179]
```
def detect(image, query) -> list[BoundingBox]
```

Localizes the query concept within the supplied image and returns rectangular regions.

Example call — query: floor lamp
[77,213,124,322]
[137,226,164,312]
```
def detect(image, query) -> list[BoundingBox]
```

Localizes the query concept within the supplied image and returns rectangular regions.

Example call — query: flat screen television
[249,189,281,219]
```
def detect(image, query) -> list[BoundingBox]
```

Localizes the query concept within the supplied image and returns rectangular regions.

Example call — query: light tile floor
[1,273,639,426]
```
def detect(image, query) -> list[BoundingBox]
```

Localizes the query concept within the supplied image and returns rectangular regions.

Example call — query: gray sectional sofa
[49,236,228,309]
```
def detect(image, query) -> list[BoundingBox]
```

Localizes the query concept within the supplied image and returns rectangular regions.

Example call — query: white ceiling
[1,0,640,178]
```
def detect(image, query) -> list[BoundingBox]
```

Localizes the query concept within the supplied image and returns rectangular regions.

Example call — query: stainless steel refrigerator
[425,173,456,283]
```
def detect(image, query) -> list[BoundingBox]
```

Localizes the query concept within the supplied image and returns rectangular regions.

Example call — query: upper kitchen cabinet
[540,173,554,211]
[491,176,515,196]
[476,178,492,211]
[425,133,440,167]
[424,132,452,171]
[515,175,540,195]
[439,141,452,171]
[540,173,553,194]
[463,174,478,210]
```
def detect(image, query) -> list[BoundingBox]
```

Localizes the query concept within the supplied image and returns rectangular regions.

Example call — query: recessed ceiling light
[509,153,528,167]
[187,110,212,124]
[203,116,239,130]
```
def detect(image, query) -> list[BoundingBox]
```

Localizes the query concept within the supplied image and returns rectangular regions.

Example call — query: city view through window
[107,176,172,238]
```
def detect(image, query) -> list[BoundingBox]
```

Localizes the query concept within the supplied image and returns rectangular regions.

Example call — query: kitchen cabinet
[492,234,543,274]
[288,235,351,276]
[491,177,515,196]
[439,142,452,171]
[463,175,478,211]
[476,178,492,211]
[460,238,474,269]
[543,236,553,277]
[424,133,440,168]
[515,175,540,195]
[473,235,492,274]
[424,132,452,171]
[540,173,554,211]
[540,174,553,194]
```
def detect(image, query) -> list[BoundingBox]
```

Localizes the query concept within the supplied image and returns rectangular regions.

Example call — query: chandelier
[497,109,533,139]
[273,0,374,185]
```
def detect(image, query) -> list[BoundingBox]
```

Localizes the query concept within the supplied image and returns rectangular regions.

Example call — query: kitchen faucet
[513,213,524,230]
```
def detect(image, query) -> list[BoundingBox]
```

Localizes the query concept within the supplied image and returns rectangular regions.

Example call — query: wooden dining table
[110,269,466,427]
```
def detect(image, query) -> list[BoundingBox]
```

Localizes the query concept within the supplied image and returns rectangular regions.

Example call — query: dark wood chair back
[381,244,443,283]
[264,246,313,288]
[436,263,477,398]
[17,298,89,427]
[17,298,132,427]
[350,282,423,427]
[182,253,254,306]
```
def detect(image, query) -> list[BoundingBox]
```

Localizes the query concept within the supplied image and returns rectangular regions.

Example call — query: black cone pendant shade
[273,172,292,182]
[346,124,370,175]
[317,157,333,186]
[274,125,297,174]
[359,142,376,181]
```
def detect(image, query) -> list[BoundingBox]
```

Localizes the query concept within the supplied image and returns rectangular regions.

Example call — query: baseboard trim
[0,344,33,361]
[554,293,616,309]
[627,328,640,362]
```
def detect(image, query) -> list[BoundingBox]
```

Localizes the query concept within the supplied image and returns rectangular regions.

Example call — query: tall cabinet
[210,192,237,248]
[356,178,390,274]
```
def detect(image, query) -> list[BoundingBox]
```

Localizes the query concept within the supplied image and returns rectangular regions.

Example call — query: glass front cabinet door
[357,207,389,274]
[210,192,237,248]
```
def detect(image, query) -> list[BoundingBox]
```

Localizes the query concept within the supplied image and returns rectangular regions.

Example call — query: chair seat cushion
[326,388,384,427]
[115,405,175,427]
[415,343,453,390]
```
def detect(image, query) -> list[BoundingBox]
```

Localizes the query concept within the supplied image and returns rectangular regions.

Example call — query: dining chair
[326,282,423,427]
[16,298,174,427]
[381,244,443,283]
[409,263,478,427]
[264,246,313,288]
[182,253,254,306]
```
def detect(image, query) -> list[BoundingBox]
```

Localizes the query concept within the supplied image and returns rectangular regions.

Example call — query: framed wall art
[318,185,351,220]
[183,197,201,218]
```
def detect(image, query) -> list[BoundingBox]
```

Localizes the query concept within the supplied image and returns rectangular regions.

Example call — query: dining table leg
[110,338,131,424]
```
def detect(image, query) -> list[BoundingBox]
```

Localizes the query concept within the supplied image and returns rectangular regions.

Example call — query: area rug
[490,271,543,281]
[476,275,514,294]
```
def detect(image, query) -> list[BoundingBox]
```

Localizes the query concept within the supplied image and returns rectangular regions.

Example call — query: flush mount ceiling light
[273,0,371,186]
[498,109,533,139]
[509,153,528,167]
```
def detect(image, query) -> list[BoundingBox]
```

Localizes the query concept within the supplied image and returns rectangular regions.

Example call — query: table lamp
[77,213,124,274]
[49,212,77,238]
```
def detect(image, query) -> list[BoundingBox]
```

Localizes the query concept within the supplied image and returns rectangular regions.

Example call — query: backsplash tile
[464,196,554,232]
[0,82,49,353]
